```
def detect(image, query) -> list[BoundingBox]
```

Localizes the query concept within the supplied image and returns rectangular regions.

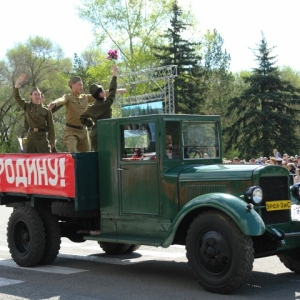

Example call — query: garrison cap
[89,83,103,98]
[68,76,82,88]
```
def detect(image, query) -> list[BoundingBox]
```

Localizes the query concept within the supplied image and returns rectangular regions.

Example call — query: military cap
[89,83,103,98]
[68,76,82,88]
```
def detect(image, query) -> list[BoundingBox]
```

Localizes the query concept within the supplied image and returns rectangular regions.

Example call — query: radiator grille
[259,176,290,225]
[188,184,227,200]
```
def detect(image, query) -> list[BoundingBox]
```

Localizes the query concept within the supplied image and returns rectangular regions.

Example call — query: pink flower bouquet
[107,49,118,64]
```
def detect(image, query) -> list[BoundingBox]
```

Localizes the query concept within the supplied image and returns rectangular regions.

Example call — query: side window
[121,122,156,161]
[182,121,220,159]
[165,121,181,159]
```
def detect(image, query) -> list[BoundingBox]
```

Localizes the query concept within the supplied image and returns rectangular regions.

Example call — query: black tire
[126,244,141,253]
[51,201,100,218]
[99,242,131,254]
[278,248,300,274]
[7,206,46,267]
[37,208,61,265]
[186,210,254,294]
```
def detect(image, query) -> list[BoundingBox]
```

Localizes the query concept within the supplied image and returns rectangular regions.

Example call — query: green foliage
[78,0,174,70]
[224,34,300,159]
[280,66,300,89]
[201,30,234,117]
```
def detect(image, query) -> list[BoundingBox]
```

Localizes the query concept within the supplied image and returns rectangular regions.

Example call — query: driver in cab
[132,148,143,160]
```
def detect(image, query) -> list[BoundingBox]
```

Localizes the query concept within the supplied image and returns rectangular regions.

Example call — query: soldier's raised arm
[14,74,28,110]
[15,74,26,88]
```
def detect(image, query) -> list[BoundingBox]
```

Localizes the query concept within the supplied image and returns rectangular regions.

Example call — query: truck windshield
[182,121,220,159]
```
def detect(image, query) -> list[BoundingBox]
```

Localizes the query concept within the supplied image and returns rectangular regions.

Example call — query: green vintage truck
[1,114,300,294]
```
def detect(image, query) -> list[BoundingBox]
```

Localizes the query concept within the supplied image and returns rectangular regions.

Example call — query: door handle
[117,168,128,171]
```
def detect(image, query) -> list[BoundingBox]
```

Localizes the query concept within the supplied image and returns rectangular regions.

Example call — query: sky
[1,0,299,73]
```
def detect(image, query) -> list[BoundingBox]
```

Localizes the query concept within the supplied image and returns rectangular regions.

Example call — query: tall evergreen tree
[224,34,300,159]
[152,0,204,114]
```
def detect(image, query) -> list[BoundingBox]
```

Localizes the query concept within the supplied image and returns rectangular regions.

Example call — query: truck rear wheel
[7,206,46,267]
[99,242,131,254]
[186,210,254,294]
[278,248,300,273]
[37,208,61,265]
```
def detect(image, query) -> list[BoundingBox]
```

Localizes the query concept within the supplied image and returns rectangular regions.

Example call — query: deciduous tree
[78,0,174,70]
[202,30,234,116]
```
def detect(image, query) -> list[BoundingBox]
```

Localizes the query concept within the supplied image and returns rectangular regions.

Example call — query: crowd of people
[14,65,126,154]
[224,149,300,184]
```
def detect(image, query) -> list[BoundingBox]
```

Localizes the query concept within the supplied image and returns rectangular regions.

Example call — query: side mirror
[290,183,300,202]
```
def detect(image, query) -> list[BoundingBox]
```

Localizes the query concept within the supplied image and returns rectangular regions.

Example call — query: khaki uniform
[23,104,59,152]
[14,88,55,153]
[52,92,95,153]
[80,77,117,151]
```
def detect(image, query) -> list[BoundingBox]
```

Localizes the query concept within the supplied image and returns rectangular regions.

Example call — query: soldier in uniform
[80,65,125,151]
[23,94,58,153]
[48,76,95,153]
[48,69,126,153]
[14,74,55,153]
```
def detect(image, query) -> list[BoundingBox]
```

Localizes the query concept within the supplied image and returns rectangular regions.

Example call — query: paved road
[0,206,300,300]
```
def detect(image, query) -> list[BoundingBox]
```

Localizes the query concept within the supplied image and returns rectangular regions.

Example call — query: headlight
[244,186,263,205]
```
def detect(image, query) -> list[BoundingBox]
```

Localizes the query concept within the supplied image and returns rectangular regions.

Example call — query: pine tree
[224,34,300,159]
[152,0,204,114]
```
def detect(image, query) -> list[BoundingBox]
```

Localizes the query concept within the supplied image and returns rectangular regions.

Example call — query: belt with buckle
[29,127,46,132]
[66,123,86,130]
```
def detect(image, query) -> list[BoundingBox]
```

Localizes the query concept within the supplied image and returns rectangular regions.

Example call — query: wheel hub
[198,230,231,274]
[13,221,30,254]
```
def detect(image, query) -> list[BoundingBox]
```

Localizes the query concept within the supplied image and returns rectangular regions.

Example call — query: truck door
[118,121,160,215]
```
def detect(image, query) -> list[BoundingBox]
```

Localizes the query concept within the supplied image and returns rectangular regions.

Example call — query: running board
[84,234,162,247]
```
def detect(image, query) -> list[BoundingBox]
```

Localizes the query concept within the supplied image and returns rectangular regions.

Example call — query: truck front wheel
[7,207,46,267]
[278,248,300,273]
[186,210,254,294]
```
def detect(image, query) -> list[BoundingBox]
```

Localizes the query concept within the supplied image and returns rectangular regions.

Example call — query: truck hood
[164,163,287,182]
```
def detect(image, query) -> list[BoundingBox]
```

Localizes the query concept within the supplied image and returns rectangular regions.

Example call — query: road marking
[58,253,136,265]
[0,246,9,252]
[0,277,23,287]
[0,259,88,274]
[137,249,185,258]
[60,242,186,259]
[57,248,186,266]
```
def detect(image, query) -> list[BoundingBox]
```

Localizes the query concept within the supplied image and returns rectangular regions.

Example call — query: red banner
[0,153,75,198]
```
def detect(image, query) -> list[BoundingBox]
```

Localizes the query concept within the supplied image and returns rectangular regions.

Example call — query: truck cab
[95,114,223,244]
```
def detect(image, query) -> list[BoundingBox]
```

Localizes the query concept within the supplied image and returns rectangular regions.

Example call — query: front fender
[162,193,266,247]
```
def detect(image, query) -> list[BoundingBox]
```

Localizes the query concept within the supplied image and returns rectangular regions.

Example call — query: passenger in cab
[132,148,143,160]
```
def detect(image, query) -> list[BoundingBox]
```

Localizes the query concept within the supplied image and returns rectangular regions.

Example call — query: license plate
[265,200,291,211]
